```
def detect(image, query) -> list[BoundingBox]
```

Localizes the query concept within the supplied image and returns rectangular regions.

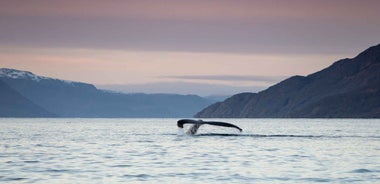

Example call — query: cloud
[0,47,344,86]
[1,0,379,22]
[0,0,379,54]
[161,75,288,83]
[97,81,267,96]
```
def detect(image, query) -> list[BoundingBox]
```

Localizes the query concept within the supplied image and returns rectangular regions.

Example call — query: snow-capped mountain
[0,68,84,86]
[0,68,48,81]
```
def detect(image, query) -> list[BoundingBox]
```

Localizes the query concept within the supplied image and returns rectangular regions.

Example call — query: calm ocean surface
[0,118,379,183]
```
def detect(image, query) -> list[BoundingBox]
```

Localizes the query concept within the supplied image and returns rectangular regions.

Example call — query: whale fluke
[177,119,242,135]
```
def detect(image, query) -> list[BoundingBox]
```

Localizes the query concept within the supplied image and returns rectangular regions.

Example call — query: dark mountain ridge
[196,44,380,118]
[0,68,213,117]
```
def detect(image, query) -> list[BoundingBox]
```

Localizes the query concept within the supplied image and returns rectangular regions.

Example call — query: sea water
[0,118,379,183]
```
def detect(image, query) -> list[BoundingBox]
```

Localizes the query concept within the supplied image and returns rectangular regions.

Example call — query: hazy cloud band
[161,75,288,83]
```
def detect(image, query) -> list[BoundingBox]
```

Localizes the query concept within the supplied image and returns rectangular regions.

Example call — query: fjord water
[1,119,379,183]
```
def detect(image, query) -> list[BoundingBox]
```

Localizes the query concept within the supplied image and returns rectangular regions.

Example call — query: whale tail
[177,119,242,135]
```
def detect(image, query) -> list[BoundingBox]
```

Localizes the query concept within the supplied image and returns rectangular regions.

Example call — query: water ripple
[0,118,379,183]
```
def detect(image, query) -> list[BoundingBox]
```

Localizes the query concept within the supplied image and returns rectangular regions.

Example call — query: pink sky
[0,0,379,95]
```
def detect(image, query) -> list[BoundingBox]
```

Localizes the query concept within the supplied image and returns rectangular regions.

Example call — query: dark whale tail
[177,119,242,134]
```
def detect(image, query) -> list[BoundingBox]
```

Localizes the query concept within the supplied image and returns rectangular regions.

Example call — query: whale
[177,119,242,135]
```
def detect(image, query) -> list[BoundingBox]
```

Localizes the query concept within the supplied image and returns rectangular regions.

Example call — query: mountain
[0,79,55,117]
[196,44,380,118]
[0,68,213,117]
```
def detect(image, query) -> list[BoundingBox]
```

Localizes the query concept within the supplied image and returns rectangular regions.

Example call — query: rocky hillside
[196,44,380,118]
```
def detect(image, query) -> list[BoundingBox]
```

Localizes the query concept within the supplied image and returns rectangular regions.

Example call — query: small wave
[110,164,131,168]
[351,169,373,173]
[290,154,310,158]
[196,133,243,137]
[267,177,291,181]
[196,133,321,138]
[192,133,379,138]
[299,178,330,182]
[23,160,39,163]
[45,169,73,173]
[148,133,379,139]
[122,174,150,178]
[1,177,27,181]
[265,148,279,151]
